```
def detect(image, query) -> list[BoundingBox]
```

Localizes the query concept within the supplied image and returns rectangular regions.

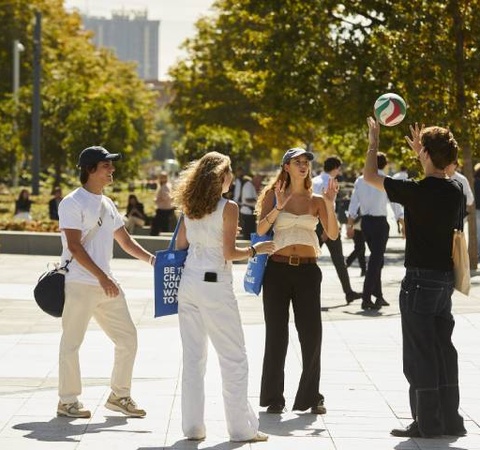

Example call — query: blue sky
[64,0,216,79]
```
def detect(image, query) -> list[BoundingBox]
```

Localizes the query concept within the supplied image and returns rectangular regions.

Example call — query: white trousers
[178,270,259,441]
[59,282,138,404]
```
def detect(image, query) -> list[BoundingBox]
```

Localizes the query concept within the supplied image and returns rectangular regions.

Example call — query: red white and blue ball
[374,93,407,127]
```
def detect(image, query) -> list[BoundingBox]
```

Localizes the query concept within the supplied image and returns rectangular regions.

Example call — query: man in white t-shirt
[57,146,156,419]
[312,156,362,304]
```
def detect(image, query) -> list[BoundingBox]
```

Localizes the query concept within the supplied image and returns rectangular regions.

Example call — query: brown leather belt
[269,255,317,266]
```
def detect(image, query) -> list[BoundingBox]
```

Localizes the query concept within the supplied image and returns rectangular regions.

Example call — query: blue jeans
[399,268,464,436]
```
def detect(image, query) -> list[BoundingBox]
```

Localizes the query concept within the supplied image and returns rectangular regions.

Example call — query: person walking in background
[393,165,409,181]
[123,194,147,234]
[364,118,466,439]
[347,152,404,310]
[48,186,63,221]
[57,146,156,419]
[233,167,258,240]
[14,188,33,221]
[256,148,339,415]
[312,156,362,304]
[150,171,175,235]
[172,152,274,442]
[445,160,475,218]
[392,166,409,234]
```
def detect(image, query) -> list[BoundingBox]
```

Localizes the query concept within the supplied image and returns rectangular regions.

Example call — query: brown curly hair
[255,161,313,215]
[172,151,231,219]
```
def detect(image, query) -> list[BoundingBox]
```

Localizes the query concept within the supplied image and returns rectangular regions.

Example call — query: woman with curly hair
[172,151,275,443]
[255,148,339,415]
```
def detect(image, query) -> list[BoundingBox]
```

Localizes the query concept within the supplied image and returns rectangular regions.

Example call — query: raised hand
[323,177,339,203]
[405,123,424,156]
[274,180,292,210]
[367,116,380,150]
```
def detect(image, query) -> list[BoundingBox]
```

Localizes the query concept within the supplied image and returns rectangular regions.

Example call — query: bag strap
[62,199,107,270]
[168,214,184,251]
[456,184,465,231]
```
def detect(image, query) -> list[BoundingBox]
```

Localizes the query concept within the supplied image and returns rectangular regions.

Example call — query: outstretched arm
[364,117,386,192]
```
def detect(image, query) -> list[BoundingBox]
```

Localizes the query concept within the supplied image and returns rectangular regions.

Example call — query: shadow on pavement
[259,411,323,436]
[13,416,150,442]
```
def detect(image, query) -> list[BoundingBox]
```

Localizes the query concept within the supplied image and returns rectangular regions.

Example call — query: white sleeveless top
[183,197,232,274]
[273,211,321,256]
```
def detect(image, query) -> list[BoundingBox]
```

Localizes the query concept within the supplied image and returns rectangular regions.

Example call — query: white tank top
[273,211,321,256]
[183,197,232,274]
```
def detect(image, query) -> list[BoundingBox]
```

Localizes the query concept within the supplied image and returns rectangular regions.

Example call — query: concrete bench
[0,231,250,259]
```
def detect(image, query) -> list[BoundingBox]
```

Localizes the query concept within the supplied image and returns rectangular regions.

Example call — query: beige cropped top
[273,211,321,256]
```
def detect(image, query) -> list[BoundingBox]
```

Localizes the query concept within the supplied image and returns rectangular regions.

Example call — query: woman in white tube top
[173,152,275,443]
[255,147,339,415]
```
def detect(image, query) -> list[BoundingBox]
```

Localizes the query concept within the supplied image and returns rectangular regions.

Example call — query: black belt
[270,255,317,266]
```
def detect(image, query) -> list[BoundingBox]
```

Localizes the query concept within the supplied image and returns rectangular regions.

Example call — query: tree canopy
[0,0,159,185]
[169,0,480,173]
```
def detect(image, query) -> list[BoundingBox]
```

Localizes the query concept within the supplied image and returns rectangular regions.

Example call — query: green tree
[174,125,252,169]
[0,0,159,184]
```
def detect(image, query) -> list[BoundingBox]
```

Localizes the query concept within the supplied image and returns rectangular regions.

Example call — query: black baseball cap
[77,146,122,167]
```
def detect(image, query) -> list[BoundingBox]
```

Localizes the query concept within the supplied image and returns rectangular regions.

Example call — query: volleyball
[374,93,407,127]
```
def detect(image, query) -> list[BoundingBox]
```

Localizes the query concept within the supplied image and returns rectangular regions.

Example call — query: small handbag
[33,261,71,317]
[452,192,470,295]
[243,232,271,295]
[33,202,106,317]
[154,215,187,317]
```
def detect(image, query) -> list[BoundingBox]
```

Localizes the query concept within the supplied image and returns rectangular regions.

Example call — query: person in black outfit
[14,189,33,220]
[364,118,466,439]
[124,194,147,234]
[48,186,63,221]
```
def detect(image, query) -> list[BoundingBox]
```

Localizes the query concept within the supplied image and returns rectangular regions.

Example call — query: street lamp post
[12,39,25,187]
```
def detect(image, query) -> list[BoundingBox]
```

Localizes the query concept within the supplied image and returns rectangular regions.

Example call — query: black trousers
[399,268,464,436]
[345,229,366,272]
[150,208,175,235]
[260,260,323,411]
[240,213,256,241]
[316,222,353,295]
[361,215,389,300]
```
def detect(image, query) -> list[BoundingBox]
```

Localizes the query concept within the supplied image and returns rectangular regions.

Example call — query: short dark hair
[323,156,342,172]
[421,126,458,170]
[377,152,387,170]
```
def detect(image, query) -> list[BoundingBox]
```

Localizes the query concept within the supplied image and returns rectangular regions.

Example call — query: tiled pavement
[1,235,480,449]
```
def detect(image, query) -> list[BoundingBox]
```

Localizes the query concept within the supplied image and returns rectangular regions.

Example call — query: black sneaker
[266,404,286,414]
[391,421,441,438]
[361,299,381,310]
[346,291,362,304]
[375,297,390,307]
[311,399,327,414]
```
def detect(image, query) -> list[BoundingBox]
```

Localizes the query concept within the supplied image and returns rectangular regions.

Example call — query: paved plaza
[1,235,480,449]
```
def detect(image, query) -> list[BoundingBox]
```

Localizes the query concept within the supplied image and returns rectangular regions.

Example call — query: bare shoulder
[223,199,239,215]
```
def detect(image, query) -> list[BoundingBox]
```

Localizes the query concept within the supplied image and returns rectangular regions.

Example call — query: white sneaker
[231,432,269,442]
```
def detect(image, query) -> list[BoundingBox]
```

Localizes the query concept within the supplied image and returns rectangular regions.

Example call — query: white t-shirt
[239,180,257,215]
[58,187,124,285]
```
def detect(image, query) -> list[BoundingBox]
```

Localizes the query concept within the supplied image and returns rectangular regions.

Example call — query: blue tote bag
[154,215,187,317]
[243,232,271,295]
